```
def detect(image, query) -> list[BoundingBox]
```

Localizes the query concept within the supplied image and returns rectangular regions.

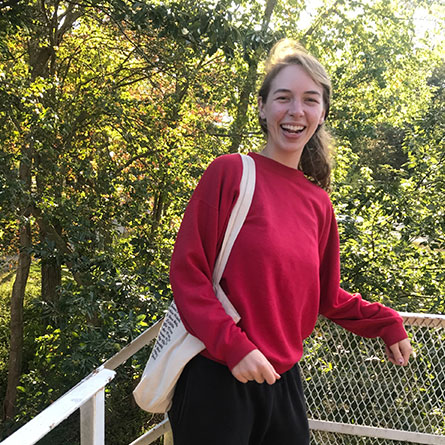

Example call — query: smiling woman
[165,38,413,445]
[258,64,325,168]
[258,40,333,190]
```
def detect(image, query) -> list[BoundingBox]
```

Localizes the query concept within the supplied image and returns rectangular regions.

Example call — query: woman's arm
[170,155,257,370]
[318,204,413,364]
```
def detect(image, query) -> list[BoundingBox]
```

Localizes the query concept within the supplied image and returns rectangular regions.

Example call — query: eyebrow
[272,88,322,96]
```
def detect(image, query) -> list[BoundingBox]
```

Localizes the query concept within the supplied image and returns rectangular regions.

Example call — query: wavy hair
[258,39,333,191]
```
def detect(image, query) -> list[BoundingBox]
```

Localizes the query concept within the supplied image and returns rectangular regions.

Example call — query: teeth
[281,124,304,132]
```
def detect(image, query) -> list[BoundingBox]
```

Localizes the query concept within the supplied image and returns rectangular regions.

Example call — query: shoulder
[199,154,243,188]
[299,177,336,234]
[205,153,243,174]
[192,154,243,205]
[302,176,333,209]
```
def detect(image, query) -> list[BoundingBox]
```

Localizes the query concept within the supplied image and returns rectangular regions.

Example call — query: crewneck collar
[248,152,305,181]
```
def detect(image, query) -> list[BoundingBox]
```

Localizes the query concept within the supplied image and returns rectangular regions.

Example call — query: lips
[281,124,305,133]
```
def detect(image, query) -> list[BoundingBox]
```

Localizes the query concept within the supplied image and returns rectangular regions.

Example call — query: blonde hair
[258,39,333,191]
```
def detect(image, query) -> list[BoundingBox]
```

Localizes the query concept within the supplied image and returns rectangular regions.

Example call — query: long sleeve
[171,152,408,375]
[318,205,408,347]
[170,155,257,370]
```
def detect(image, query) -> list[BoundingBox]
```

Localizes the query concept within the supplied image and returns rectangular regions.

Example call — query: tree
[0,0,443,441]
[0,0,280,434]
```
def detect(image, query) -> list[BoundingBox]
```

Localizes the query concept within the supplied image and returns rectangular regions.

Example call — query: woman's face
[258,64,325,166]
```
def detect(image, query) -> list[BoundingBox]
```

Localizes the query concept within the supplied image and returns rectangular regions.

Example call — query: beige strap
[212,154,256,319]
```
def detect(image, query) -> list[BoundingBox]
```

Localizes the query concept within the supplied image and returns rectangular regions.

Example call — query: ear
[258,96,266,119]
[318,110,325,125]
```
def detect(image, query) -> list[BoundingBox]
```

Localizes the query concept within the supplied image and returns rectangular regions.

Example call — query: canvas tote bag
[133,154,256,413]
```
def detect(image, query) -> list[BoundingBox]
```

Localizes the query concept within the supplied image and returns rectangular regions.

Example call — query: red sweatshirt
[170,153,407,374]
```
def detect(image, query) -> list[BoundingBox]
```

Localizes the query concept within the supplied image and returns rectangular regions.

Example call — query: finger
[235,374,249,383]
[264,373,277,385]
[392,339,414,366]
[399,348,409,366]
[400,342,413,366]
[264,364,281,385]
[389,344,404,366]
[232,370,248,383]
[254,375,265,384]
[244,362,274,385]
[250,360,272,385]
[385,345,398,366]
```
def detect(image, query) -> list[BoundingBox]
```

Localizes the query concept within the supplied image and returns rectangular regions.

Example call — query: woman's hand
[231,349,281,384]
[385,338,413,366]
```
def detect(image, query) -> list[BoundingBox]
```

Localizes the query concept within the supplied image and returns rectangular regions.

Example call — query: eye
[276,96,289,102]
[305,96,320,104]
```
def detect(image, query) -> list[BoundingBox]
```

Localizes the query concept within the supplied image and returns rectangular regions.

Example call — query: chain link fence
[301,313,445,444]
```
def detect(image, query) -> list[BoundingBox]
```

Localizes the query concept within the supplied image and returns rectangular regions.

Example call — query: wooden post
[164,430,174,445]
[163,414,173,445]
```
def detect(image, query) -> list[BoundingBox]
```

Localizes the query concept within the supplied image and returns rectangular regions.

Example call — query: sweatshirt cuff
[225,337,257,371]
[380,320,408,347]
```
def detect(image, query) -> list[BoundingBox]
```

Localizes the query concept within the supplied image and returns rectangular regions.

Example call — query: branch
[207,131,263,138]
[30,205,85,286]
[398,293,443,300]
[261,0,278,32]
[302,0,341,38]
[40,0,52,32]
[114,150,154,174]
[55,3,83,46]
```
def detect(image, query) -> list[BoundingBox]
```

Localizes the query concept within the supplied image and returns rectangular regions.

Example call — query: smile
[281,124,305,133]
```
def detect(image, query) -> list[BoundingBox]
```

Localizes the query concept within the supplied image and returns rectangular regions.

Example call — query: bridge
[2,312,444,445]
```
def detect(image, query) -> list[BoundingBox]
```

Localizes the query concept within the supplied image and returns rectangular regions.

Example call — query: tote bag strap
[212,154,256,285]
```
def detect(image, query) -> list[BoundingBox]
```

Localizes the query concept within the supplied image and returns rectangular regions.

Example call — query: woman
[167,39,412,445]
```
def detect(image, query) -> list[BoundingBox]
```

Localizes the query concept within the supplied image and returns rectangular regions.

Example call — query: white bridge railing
[304,313,445,445]
[2,313,444,445]
[0,369,115,445]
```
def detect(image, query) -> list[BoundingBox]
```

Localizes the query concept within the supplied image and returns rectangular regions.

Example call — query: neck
[260,145,303,170]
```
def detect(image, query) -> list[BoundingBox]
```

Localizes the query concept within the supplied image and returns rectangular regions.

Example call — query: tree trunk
[2,223,31,422]
[41,257,62,303]
[39,212,62,303]
[32,206,85,287]
[228,0,277,154]
[2,1,84,422]
[2,4,51,421]
[228,58,259,153]
[35,2,83,302]
[2,144,32,421]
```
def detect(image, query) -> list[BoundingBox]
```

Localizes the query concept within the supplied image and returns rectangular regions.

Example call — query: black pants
[168,355,310,445]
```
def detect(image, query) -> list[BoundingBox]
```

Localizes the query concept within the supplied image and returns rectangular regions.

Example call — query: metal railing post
[0,369,115,445]
[80,389,106,445]
[163,430,174,445]
[163,414,174,445]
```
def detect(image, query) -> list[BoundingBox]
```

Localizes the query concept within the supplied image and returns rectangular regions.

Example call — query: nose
[288,99,303,117]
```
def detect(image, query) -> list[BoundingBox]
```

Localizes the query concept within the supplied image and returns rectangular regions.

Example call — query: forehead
[270,64,322,94]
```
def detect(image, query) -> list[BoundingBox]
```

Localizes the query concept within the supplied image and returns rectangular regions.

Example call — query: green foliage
[0,0,443,442]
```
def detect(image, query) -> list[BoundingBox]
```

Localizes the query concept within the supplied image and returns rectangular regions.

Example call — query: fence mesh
[300,314,445,444]
[310,431,417,445]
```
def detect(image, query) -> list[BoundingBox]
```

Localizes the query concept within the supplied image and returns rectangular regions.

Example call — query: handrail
[128,418,171,445]
[104,313,445,373]
[0,319,164,445]
[2,311,444,445]
[101,319,162,371]
[308,420,445,445]
[1,368,115,445]
[401,312,445,328]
